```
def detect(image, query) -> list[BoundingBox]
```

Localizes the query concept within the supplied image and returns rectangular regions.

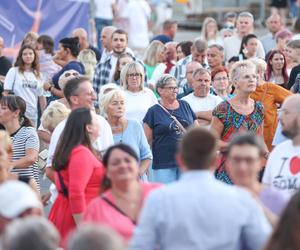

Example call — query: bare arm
[143,123,153,147]
[210,116,229,152]
[196,110,213,121]
[139,158,151,176]
[12,148,38,169]
[39,96,47,113]
[45,167,55,183]
[37,130,51,144]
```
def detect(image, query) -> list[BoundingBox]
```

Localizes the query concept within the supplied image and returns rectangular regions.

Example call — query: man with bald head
[263,94,300,197]
[260,14,283,54]
[0,36,12,83]
[100,26,117,63]
[72,27,101,61]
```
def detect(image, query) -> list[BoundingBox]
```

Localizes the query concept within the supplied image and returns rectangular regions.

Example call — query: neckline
[226,99,257,117]
[10,126,22,137]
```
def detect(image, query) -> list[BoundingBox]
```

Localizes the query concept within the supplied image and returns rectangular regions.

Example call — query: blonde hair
[0,131,12,154]
[201,17,218,41]
[248,58,267,74]
[78,49,97,81]
[41,102,70,131]
[100,89,125,118]
[229,60,256,82]
[120,62,145,90]
[143,40,165,66]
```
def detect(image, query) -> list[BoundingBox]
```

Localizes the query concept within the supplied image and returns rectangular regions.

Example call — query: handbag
[37,149,48,171]
[158,103,186,134]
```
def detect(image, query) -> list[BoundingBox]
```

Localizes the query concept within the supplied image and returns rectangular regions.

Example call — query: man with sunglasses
[263,94,300,197]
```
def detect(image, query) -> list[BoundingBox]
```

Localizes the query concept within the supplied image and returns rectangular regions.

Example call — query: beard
[282,119,298,139]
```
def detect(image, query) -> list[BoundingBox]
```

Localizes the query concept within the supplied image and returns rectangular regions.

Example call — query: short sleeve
[136,122,152,160]
[143,105,156,129]
[212,101,228,124]
[25,128,39,152]
[4,67,17,91]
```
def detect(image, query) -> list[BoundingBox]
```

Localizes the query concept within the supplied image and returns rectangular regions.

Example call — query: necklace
[111,122,124,143]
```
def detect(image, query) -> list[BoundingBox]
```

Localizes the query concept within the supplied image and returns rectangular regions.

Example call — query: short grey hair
[193,68,211,79]
[238,11,254,21]
[155,74,177,93]
[192,38,208,53]
[3,216,60,250]
[100,88,125,117]
[208,44,224,52]
[68,224,125,250]
[229,60,256,82]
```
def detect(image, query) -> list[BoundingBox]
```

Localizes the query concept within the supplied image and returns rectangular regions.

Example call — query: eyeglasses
[64,72,79,77]
[214,77,228,81]
[163,86,178,91]
[127,73,142,78]
[228,156,260,165]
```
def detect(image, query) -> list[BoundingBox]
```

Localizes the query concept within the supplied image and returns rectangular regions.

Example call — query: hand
[43,82,52,91]
[41,192,52,206]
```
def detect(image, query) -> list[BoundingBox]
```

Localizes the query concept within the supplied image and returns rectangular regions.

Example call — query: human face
[119,57,133,71]
[235,67,257,93]
[279,101,300,139]
[186,63,201,85]
[227,145,262,187]
[169,24,178,38]
[107,96,125,119]
[0,105,17,125]
[157,47,166,63]
[86,111,100,142]
[277,37,290,52]
[191,48,207,65]
[22,48,35,66]
[244,38,258,56]
[57,43,68,60]
[106,148,139,183]
[193,72,211,97]
[213,71,229,91]
[101,28,112,49]
[207,47,223,69]
[112,33,127,54]
[284,46,294,63]
[177,46,184,60]
[126,72,142,92]
[267,16,282,34]
[236,16,253,36]
[206,21,217,35]
[72,81,97,109]
[158,80,178,100]
[270,53,285,71]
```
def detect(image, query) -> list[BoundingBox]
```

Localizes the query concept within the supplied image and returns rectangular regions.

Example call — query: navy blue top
[143,100,196,169]
[150,34,173,44]
[52,61,85,89]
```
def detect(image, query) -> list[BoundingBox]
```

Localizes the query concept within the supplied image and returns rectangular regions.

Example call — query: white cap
[0,180,42,219]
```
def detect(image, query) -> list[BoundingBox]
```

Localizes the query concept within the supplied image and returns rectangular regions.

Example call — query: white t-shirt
[109,55,118,83]
[4,67,44,123]
[123,0,151,48]
[46,114,113,167]
[223,34,265,62]
[263,140,300,197]
[94,0,116,19]
[124,88,158,122]
[182,93,223,113]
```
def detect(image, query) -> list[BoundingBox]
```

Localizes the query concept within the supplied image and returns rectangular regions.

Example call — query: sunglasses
[64,72,79,77]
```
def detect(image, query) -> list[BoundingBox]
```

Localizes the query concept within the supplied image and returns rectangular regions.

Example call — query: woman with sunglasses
[43,37,85,100]
[143,74,197,183]
[120,62,157,123]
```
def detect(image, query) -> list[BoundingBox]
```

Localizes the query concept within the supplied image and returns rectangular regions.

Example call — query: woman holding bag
[143,74,197,183]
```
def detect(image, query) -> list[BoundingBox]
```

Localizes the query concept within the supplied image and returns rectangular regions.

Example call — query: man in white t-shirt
[182,68,222,127]
[263,94,300,197]
[46,76,113,183]
[223,12,265,62]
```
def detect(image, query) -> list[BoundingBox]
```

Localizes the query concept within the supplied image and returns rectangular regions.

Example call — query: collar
[180,170,214,181]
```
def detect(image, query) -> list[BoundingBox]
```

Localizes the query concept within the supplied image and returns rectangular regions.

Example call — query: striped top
[10,126,40,189]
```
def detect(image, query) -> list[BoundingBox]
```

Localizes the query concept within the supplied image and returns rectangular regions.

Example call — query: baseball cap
[0,181,42,219]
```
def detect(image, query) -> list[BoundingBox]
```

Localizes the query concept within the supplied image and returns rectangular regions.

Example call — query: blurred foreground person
[68,224,125,250]
[2,216,60,250]
[129,127,271,250]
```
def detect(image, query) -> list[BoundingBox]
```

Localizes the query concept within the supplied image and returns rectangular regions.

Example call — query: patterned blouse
[212,100,264,184]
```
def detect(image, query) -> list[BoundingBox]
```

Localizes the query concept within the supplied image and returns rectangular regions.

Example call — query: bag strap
[158,103,186,134]
[57,171,68,198]
[11,68,17,93]
[101,196,136,225]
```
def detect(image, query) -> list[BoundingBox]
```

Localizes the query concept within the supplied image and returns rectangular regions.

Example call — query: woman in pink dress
[48,108,104,246]
[83,144,160,242]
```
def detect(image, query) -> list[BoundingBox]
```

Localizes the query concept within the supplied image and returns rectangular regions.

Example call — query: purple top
[259,186,289,215]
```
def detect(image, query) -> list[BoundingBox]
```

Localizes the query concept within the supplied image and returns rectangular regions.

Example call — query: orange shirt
[251,82,292,151]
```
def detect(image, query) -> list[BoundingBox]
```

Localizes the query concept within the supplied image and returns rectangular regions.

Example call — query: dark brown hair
[14,45,40,78]
[0,95,33,127]
[37,35,55,55]
[178,127,218,170]
[52,108,94,171]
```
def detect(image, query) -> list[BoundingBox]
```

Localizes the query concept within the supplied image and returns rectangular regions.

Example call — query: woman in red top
[48,108,104,246]
[82,144,160,242]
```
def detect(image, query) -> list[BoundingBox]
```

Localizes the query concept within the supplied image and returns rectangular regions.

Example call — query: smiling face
[86,111,101,143]
[270,52,285,71]
[105,148,139,183]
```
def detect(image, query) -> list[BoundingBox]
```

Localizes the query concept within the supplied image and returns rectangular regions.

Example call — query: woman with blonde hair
[142,40,166,85]
[100,89,152,178]
[120,62,157,122]
[78,49,97,81]
[201,17,223,46]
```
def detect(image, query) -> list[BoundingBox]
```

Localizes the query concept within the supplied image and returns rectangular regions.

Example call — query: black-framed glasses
[163,86,178,91]
[127,73,142,78]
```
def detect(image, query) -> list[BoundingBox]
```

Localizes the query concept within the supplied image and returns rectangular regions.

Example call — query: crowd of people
[1,1,300,249]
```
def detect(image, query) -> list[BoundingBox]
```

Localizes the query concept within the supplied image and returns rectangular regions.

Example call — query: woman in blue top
[43,37,85,100]
[143,74,197,183]
[101,89,152,180]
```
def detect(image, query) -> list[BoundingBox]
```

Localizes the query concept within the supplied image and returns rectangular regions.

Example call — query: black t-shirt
[0,56,12,76]
[88,45,102,62]
[287,64,300,89]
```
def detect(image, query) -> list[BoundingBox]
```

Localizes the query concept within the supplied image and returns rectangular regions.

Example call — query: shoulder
[271,139,292,154]
[128,119,142,129]
[71,145,93,156]
[214,100,230,111]
[181,93,193,101]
